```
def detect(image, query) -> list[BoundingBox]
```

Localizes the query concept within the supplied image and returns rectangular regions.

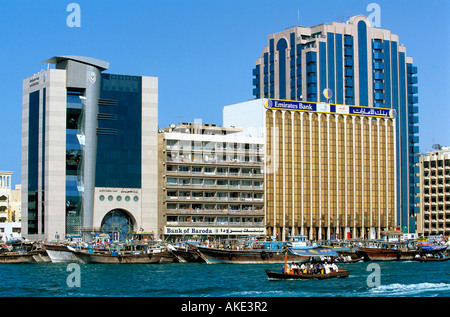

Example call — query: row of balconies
[166,156,263,165]
[166,179,264,190]
[423,208,449,213]
[424,216,450,223]
[423,182,450,186]
[165,170,263,178]
[167,196,264,202]
[166,208,264,215]
[422,189,450,194]
[165,144,263,153]
[424,226,450,231]
[166,221,264,227]
[423,165,450,170]
[423,201,450,206]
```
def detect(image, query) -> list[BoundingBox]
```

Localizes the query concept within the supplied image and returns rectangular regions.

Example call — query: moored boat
[330,243,367,261]
[0,252,35,264]
[73,242,175,264]
[30,248,52,263]
[43,244,82,263]
[171,243,204,263]
[196,242,337,264]
[73,249,166,264]
[0,240,43,263]
[359,232,418,261]
[359,245,416,261]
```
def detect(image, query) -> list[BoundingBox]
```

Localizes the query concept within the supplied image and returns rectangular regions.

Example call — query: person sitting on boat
[331,263,339,272]
[283,263,292,274]
[292,262,300,274]
[289,262,296,274]
[300,263,306,274]
[324,262,331,274]
[316,263,323,274]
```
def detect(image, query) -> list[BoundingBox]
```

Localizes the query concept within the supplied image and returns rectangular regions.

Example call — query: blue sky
[1,0,449,186]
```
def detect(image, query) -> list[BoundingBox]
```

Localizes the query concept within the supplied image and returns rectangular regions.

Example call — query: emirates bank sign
[266,99,396,119]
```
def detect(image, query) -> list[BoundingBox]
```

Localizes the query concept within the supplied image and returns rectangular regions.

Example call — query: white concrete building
[22,56,158,241]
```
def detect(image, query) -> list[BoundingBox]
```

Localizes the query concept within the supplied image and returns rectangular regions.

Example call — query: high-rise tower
[252,15,419,233]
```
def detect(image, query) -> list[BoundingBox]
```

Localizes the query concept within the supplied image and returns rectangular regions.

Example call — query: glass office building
[22,56,158,241]
[251,15,419,233]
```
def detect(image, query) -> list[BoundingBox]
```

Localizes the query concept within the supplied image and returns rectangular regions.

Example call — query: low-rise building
[158,122,265,241]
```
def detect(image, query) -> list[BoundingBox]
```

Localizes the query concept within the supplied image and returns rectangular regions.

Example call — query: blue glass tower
[252,15,419,233]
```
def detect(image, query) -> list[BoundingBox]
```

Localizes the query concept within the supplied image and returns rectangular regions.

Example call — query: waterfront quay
[1,232,448,265]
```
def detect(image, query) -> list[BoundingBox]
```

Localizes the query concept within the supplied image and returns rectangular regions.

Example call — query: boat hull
[0,253,35,264]
[44,245,82,263]
[413,257,450,262]
[196,247,309,264]
[172,248,204,263]
[265,269,350,280]
[360,247,416,261]
[31,250,52,262]
[74,250,171,264]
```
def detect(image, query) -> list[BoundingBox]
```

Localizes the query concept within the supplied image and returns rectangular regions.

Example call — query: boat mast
[284,248,288,272]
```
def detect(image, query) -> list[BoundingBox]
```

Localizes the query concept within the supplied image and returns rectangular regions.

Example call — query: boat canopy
[418,243,447,252]
[288,247,338,257]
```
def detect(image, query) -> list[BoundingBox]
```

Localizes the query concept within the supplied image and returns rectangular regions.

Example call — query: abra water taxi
[265,248,350,280]
[413,242,449,262]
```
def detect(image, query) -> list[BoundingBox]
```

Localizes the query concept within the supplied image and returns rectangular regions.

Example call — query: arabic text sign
[267,99,394,119]
[165,226,265,235]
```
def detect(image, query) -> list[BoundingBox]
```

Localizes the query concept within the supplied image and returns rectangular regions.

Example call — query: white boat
[43,244,82,263]
[286,235,313,249]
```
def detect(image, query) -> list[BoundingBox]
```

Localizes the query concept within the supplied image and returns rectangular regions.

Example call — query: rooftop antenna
[298,9,300,26]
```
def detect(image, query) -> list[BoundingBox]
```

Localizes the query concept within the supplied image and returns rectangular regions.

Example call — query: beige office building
[158,122,265,240]
[417,147,450,237]
[224,98,397,241]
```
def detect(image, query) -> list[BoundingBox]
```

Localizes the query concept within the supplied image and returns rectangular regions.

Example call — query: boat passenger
[331,263,338,272]
[300,263,306,274]
[291,262,298,274]
[324,262,331,274]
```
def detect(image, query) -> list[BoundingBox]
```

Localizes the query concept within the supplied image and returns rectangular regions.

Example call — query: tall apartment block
[251,15,419,233]
[417,146,450,237]
[158,122,265,240]
[22,56,158,241]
